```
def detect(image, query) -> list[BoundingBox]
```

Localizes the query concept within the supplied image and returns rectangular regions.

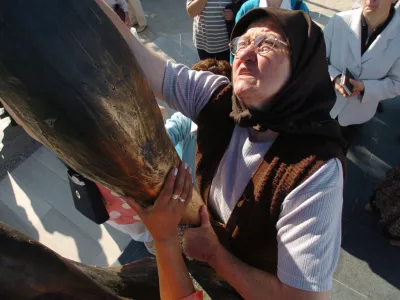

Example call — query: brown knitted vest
[195,84,345,274]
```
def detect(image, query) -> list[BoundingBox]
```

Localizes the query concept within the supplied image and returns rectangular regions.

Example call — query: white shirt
[259,0,292,10]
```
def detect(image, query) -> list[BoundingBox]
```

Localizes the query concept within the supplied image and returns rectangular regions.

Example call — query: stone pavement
[0,0,399,299]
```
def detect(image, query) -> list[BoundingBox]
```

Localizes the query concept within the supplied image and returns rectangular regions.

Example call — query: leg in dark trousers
[340,123,364,153]
[197,49,210,60]
[197,49,230,62]
[214,50,230,62]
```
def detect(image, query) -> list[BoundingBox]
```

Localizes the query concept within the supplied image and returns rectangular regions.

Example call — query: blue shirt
[165,112,197,186]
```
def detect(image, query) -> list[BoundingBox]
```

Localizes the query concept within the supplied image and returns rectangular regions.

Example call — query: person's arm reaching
[124,163,199,299]
[165,112,192,147]
[98,0,229,116]
[187,0,208,18]
[96,0,167,99]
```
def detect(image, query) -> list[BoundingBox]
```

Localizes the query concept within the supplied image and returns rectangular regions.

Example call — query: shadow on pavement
[339,96,400,297]
[0,121,109,266]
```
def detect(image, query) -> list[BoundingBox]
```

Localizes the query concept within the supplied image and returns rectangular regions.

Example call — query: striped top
[188,0,232,53]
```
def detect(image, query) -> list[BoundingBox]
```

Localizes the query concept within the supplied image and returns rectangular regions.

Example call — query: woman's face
[362,0,395,18]
[232,20,291,109]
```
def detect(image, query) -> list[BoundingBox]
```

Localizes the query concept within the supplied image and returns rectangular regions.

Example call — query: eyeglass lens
[232,34,276,56]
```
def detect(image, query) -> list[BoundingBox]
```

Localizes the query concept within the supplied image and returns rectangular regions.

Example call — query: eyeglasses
[229,33,289,57]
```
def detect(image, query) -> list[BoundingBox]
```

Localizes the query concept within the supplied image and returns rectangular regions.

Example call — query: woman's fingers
[180,167,193,203]
[171,162,188,202]
[122,196,144,215]
[339,87,348,98]
[184,174,193,210]
[154,167,178,209]
[334,82,349,98]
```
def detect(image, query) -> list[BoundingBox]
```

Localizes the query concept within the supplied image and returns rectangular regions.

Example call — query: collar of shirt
[259,0,292,9]
[361,6,395,55]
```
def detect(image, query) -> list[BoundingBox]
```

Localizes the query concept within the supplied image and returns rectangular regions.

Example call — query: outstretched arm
[125,163,198,299]
[96,0,167,99]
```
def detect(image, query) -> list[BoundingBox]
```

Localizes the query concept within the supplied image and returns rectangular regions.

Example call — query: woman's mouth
[365,2,380,9]
[238,68,254,77]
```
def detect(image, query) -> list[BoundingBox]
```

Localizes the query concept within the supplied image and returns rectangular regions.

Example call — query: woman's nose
[236,44,257,62]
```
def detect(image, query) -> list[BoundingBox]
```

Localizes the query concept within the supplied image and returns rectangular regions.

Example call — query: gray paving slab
[0,169,52,229]
[336,224,400,299]
[0,200,39,241]
[153,33,199,66]
[339,99,400,299]
[138,0,193,44]
[10,154,105,240]
[331,279,369,300]
[0,122,41,179]
[39,207,110,266]
[31,147,69,182]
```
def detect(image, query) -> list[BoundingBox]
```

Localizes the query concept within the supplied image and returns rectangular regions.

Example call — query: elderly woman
[118,4,347,299]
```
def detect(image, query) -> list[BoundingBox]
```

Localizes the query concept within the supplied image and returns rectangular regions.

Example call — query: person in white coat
[324,0,400,146]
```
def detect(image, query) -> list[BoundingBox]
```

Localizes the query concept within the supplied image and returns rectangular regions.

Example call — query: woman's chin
[235,87,256,102]
[234,82,254,98]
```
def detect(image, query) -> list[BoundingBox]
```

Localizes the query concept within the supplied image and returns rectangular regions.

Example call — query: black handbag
[67,168,109,224]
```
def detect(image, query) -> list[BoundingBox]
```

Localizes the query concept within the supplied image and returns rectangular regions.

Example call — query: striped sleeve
[276,158,343,292]
[162,61,230,120]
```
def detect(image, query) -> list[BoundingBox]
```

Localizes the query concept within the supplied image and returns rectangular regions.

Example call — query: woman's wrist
[207,241,224,268]
[154,234,180,250]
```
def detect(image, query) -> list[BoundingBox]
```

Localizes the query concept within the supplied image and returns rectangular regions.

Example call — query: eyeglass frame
[229,33,289,57]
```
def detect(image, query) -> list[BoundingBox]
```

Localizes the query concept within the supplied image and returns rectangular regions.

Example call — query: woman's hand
[334,77,364,98]
[333,77,349,98]
[349,78,365,96]
[123,162,193,242]
[183,206,222,264]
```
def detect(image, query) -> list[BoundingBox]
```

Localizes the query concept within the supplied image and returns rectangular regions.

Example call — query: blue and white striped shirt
[188,0,232,53]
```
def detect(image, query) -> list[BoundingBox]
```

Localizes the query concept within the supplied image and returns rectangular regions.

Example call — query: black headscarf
[230,8,344,145]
